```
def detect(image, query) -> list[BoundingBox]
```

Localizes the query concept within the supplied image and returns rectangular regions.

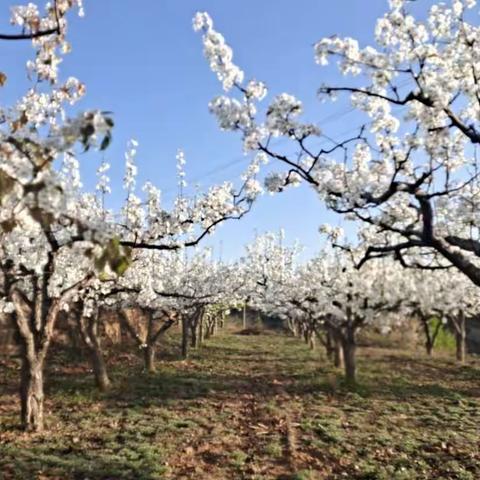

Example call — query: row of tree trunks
[205,314,218,338]
[180,307,226,359]
[419,313,467,362]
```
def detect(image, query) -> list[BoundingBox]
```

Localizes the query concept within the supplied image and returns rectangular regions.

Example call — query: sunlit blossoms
[194,1,480,292]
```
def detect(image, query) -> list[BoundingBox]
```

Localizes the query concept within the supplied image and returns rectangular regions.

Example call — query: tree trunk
[333,337,343,368]
[454,313,466,363]
[12,290,53,432]
[10,266,89,432]
[341,326,357,383]
[242,304,247,329]
[91,346,111,390]
[421,316,440,356]
[20,354,44,432]
[144,345,156,373]
[181,316,189,359]
[198,314,204,346]
[211,318,217,336]
[78,314,111,391]
[455,329,466,363]
[325,330,334,361]
[190,323,198,348]
[288,319,298,337]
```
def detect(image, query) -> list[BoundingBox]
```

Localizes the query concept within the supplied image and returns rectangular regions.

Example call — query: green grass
[429,317,456,351]
[1,324,479,479]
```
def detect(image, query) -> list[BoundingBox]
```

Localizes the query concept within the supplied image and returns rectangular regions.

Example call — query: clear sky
[2,0,402,260]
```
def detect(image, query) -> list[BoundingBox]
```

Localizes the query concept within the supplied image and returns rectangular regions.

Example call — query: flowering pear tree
[0,1,117,432]
[0,0,264,431]
[243,232,408,383]
[193,1,480,289]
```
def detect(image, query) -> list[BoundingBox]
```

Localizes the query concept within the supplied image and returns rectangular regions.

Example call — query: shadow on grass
[2,334,480,480]
[1,443,168,480]
[7,337,476,414]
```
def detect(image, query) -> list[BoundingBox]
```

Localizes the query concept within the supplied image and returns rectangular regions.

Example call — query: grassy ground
[1,324,480,480]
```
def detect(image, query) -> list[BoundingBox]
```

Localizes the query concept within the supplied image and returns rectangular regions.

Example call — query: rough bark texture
[78,313,111,391]
[12,287,72,431]
[342,338,356,383]
[144,345,156,373]
[19,354,44,432]
[190,323,198,348]
[341,324,357,383]
[91,347,111,391]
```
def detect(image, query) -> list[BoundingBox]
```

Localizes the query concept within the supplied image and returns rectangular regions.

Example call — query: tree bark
[144,345,156,373]
[455,328,466,363]
[341,326,357,383]
[198,313,204,346]
[343,342,356,383]
[211,317,217,336]
[19,354,44,432]
[421,315,441,356]
[333,338,343,368]
[325,330,334,361]
[190,323,198,348]
[78,313,111,391]
[145,315,175,371]
[91,346,111,390]
[12,289,69,431]
[181,316,189,359]
[453,312,466,363]
[119,309,175,370]
[288,318,298,337]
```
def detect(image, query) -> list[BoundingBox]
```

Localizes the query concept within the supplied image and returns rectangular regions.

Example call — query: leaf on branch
[0,72,6,86]
[94,238,132,276]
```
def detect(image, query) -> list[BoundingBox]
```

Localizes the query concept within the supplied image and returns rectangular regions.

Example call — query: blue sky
[2,0,398,259]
